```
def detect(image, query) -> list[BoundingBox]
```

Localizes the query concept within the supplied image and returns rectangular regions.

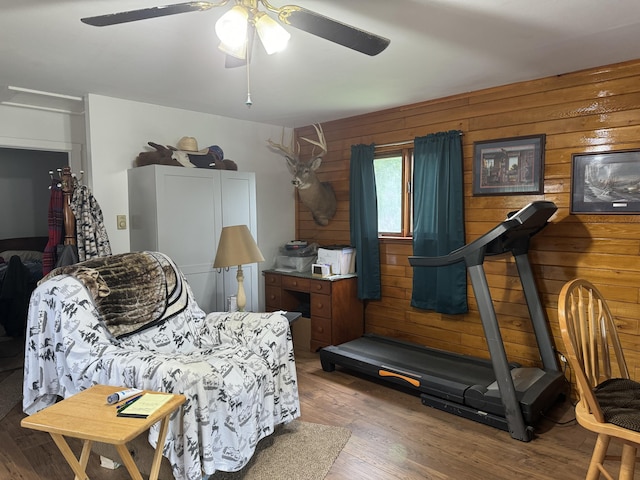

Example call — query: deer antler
[300,124,327,158]
[267,128,299,158]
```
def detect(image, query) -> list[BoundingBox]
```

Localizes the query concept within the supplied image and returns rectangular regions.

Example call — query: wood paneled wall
[293,59,640,383]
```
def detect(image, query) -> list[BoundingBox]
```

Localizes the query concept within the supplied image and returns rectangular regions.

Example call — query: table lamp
[213,225,265,312]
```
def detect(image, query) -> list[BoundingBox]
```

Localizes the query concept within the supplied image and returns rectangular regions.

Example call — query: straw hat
[176,136,208,155]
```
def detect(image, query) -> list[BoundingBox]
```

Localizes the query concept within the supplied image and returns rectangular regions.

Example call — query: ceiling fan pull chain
[246,58,252,108]
[245,25,252,108]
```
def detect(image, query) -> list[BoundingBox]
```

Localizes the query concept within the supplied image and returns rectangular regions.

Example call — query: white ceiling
[2,0,640,128]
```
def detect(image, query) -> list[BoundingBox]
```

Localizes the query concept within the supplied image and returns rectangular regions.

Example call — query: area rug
[0,368,23,421]
[209,421,351,480]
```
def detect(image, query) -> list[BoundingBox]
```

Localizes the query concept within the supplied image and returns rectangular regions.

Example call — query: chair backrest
[557,278,629,423]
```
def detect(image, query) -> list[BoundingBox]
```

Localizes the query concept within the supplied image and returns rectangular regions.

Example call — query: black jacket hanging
[0,256,30,337]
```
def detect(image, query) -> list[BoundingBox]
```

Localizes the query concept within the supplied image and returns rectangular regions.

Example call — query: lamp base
[236,264,246,312]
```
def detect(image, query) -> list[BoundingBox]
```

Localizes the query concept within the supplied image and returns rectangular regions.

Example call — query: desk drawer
[265,286,281,310]
[310,279,331,295]
[311,316,331,343]
[264,273,281,287]
[311,292,331,319]
[282,275,310,292]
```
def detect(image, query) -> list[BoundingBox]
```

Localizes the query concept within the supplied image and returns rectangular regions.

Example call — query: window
[373,146,413,237]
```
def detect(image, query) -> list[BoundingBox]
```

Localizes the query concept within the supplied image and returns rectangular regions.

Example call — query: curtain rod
[375,132,463,149]
[375,140,413,148]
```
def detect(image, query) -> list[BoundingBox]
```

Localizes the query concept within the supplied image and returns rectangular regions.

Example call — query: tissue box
[317,246,355,275]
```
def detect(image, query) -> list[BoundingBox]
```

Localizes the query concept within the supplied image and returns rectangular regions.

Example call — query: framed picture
[473,135,545,196]
[571,149,640,214]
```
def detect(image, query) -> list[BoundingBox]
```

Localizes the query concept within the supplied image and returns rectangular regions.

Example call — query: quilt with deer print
[22,252,300,480]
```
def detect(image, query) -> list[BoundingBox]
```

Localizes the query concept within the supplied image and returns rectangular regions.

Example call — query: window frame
[374,145,414,239]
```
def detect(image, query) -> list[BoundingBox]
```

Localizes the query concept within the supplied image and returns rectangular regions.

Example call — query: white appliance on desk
[317,246,356,276]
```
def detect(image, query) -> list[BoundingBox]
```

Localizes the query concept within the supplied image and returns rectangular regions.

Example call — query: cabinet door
[219,171,259,312]
[151,166,222,313]
[129,166,258,313]
[129,165,224,312]
[220,171,256,228]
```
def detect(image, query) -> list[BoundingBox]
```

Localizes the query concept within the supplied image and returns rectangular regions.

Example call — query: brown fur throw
[135,142,182,167]
[134,142,238,170]
[41,251,188,338]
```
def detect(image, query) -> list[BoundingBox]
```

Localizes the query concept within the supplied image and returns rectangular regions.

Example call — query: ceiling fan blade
[80,1,222,27]
[225,55,247,68]
[277,6,390,56]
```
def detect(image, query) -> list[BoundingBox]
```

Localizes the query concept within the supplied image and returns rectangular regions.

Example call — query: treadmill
[319,201,564,442]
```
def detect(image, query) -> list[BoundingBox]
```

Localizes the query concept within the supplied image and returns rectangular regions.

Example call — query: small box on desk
[312,263,331,278]
[317,246,356,275]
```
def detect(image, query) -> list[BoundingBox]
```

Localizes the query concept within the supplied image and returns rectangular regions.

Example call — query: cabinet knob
[315,284,322,290]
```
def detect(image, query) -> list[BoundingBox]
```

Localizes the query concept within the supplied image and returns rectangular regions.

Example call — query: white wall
[0,97,295,310]
[84,94,295,309]
[0,103,85,173]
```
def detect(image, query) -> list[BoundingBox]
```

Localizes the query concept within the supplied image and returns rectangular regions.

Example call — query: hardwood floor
[296,350,598,480]
[0,347,635,479]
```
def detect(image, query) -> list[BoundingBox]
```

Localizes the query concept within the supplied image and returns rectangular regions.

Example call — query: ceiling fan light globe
[255,12,290,55]
[218,41,246,59]
[215,5,249,54]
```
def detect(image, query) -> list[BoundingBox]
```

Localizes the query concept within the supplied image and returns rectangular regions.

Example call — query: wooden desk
[264,270,364,351]
[20,385,185,480]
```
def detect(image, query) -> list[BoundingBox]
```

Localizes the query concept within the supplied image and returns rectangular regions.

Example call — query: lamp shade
[213,225,264,268]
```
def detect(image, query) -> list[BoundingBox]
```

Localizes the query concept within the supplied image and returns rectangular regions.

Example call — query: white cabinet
[128,165,258,313]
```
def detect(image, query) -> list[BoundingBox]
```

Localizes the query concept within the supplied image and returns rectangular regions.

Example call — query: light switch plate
[117,215,127,230]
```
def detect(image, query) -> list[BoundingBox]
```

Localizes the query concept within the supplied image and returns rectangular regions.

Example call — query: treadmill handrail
[409,201,557,268]
[408,220,514,267]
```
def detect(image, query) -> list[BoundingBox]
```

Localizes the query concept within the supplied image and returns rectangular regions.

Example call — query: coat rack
[49,166,83,246]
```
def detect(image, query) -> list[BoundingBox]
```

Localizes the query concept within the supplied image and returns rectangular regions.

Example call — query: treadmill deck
[320,333,564,425]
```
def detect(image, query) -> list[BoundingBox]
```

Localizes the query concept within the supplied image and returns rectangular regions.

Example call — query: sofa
[22,251,300,480]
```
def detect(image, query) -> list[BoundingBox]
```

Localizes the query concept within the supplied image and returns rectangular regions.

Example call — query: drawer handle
[315,284,322,291]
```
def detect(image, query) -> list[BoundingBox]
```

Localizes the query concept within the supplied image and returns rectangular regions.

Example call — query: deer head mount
[268,124,337,226]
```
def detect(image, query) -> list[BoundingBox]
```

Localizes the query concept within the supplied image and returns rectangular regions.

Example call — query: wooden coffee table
[21,384,186,480]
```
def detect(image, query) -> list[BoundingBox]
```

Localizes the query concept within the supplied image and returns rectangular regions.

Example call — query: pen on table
[116,394,143,411]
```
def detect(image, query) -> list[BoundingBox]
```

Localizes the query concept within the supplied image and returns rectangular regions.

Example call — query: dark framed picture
[473,135,545,196]
[571,149,640,214]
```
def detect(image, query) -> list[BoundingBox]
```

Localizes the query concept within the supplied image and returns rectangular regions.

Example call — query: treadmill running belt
[324,334,502,388]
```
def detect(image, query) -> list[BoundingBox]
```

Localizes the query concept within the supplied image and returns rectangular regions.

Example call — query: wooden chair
[558,278,640,480]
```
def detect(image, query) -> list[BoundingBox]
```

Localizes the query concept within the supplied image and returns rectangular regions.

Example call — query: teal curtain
[349,144,381,299]
[411,130,467,314]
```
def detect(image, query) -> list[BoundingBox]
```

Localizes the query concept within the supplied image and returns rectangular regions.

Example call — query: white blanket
[23,274,300,479]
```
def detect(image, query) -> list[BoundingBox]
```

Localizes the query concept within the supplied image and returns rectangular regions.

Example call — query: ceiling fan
[80,0,391,67]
